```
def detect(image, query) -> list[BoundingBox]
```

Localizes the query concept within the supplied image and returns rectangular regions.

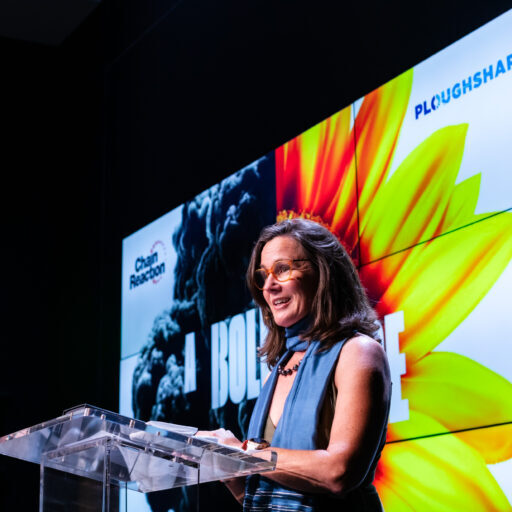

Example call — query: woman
[206,218,391,511]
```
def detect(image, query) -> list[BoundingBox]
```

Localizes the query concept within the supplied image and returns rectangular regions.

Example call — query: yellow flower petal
[377,413,511,511]
[371,212,512,361]
[441,173,491,231]
[360,124,474,263]
[402,352,512,450]
[456,424,512,465]
[387,409,449,442]
[355,69,413,218]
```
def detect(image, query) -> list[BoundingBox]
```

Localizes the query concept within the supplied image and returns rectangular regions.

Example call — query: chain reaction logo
[415,53,512,119]
[129,240,166,290]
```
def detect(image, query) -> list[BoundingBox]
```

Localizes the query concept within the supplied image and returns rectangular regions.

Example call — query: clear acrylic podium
[0,405,276,511]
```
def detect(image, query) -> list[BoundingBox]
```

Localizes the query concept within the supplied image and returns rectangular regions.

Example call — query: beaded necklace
[277,356,304,376]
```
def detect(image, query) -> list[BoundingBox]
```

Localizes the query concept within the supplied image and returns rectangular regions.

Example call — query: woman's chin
[273,312,305,329]
[272,315,292,328]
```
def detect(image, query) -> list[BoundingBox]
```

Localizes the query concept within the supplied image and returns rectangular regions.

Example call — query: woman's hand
[195,428,244,450]
[195,429,246,504]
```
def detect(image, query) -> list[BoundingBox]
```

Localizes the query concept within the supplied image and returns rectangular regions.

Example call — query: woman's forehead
[260,236,306,265]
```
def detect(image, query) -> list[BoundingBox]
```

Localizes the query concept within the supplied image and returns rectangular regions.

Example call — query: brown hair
[246,218,380,367]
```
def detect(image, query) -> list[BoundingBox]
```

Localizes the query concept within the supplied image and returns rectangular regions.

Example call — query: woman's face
[259,236,317,328]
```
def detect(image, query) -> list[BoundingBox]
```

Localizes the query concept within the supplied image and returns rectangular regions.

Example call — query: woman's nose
[262,273,279,291]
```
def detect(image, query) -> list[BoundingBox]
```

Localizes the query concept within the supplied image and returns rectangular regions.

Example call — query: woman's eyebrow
[259,258,286,269]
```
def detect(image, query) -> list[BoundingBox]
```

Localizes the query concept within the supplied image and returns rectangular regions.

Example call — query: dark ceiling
[0,0,100,45]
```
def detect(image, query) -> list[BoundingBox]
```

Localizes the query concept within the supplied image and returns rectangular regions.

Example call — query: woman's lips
[272,297,290,308]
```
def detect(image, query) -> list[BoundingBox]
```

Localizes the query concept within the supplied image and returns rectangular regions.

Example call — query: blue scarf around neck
[284,315,311,351]
[248,318,348,449]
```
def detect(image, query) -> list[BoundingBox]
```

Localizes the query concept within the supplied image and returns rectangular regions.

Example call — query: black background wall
[1,1,511,510]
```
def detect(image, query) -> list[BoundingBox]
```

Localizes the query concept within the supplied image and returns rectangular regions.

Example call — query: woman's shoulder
[337,333,389,372]
[334,333,390,392]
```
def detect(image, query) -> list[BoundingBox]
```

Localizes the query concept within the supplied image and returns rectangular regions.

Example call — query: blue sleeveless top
[244,319,387,511]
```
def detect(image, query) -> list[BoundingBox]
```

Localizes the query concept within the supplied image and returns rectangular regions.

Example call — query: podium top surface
[0,405,275,492]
